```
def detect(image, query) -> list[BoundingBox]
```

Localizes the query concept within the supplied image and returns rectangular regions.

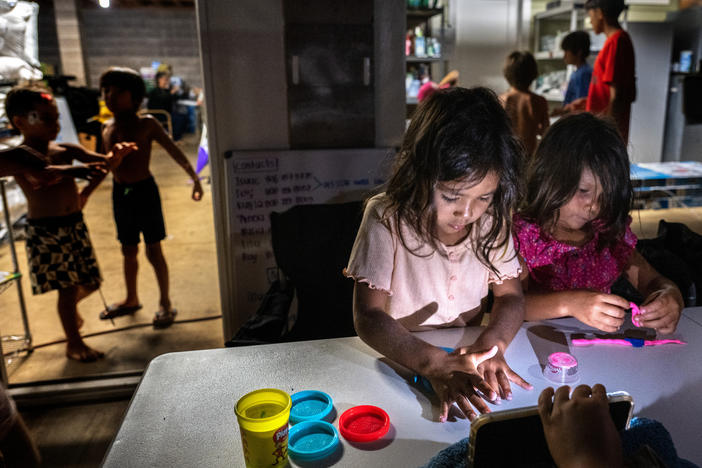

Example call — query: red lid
[338,405,390,442]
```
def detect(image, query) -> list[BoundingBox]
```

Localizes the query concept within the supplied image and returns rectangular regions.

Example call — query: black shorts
[112,176,166,245]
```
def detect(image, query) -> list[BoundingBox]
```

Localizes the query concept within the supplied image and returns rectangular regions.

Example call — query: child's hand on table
[426,345,499,422]
[538,384,624,468]
[569,290,629,333]
[470,346,532,401]
[636,288,682,334]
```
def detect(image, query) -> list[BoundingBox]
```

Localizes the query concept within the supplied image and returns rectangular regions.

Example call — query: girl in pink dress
[513,113,682,334]
[345,87,533,422]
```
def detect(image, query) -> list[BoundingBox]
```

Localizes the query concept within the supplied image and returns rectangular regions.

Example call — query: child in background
[499,51,550,157]
[585,0,636,144]
[345,87,532,422]
[146,71,176,130]
[99,67,203,328]
[4,85,135,361]
[551,31,593,116]
[514,113,682,333]
[416,69,459,103]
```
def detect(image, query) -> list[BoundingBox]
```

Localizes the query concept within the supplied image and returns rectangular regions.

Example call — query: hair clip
[40,93,53,101]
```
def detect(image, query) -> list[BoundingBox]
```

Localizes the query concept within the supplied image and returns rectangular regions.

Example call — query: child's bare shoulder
[139,114,165,135]
[139,113,161,126]
[48,141,79,163]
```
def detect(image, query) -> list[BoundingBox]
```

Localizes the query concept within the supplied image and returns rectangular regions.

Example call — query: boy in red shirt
[585,0,636,144]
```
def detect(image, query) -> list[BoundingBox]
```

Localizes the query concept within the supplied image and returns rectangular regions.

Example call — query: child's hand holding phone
[538,384,624,468]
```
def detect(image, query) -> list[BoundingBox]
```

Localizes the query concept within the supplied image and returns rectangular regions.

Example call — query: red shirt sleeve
[600,34,617,85]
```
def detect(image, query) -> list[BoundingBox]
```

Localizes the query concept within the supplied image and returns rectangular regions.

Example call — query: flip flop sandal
[99,304,143,320]
[153,309,177,329]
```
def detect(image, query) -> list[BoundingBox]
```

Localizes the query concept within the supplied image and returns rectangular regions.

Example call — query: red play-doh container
[338,405,390,443]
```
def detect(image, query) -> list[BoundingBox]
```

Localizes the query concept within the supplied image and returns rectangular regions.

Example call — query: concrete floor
[0,133,223,385]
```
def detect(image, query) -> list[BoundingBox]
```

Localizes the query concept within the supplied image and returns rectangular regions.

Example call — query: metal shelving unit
[405,6,450,114]
[0,177,33,386]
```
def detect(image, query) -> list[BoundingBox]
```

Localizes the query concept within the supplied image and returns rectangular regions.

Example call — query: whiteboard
[226,148,392,325]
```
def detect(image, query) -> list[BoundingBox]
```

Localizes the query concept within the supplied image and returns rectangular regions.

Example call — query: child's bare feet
[66,341,104,362]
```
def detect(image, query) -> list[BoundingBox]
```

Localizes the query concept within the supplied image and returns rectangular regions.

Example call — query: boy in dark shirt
[99,67,203,328]
[552,31,593,116]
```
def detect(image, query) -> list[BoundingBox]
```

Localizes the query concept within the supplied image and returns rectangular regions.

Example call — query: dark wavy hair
[519,112,633,250]
[503,51,538,91]
[99,67,146,111]
[585,0,627,22]
[383,86,524,273]
[561,31,591,60]
[5,85,54,130]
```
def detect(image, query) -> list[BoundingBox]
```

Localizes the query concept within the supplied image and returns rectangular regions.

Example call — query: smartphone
[466,391,634,468]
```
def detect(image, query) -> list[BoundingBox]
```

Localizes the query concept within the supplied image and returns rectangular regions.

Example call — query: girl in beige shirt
[345,87,533,422]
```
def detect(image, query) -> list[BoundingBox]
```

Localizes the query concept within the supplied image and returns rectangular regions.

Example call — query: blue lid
[288,420,339,461]
[289,390,333,424]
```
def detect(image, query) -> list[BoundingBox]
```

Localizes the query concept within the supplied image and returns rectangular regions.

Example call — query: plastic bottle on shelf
[429,38,441,57]
[426,37,435,57]
[414,26,426,57]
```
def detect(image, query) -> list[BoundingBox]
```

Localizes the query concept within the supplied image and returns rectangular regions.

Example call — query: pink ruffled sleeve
[343,195,394,295]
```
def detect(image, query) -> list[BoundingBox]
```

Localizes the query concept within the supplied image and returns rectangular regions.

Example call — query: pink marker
[572,338,687,347]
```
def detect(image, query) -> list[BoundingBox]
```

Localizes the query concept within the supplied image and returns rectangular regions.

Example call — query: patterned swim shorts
[25,211,101,294]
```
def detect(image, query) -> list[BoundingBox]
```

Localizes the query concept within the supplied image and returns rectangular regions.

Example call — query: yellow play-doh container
[235,388,292,468]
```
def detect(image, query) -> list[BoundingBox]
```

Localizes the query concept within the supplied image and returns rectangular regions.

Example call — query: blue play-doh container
[288,420,339,461]
[289,390,334,424]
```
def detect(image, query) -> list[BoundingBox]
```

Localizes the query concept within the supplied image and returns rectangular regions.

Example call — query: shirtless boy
[499,51,550,157]
[4,85,134,361]
[99,67,203,328]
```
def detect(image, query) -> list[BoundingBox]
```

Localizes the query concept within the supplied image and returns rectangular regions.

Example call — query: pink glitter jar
[544,352,579,384]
